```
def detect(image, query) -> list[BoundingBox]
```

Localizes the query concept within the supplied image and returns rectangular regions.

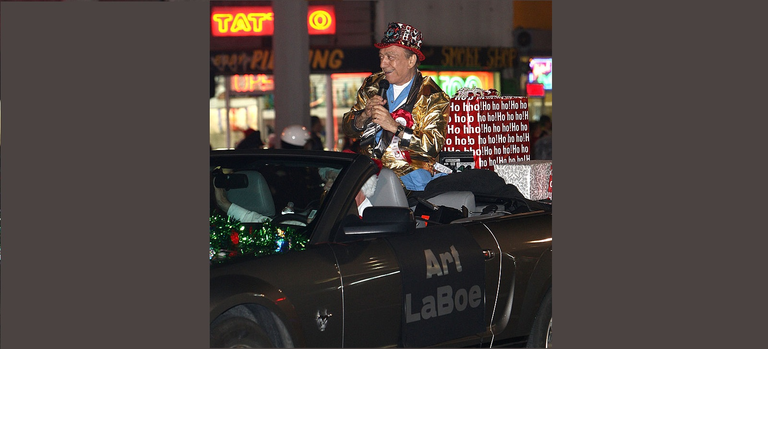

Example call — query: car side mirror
[336,207,415,242]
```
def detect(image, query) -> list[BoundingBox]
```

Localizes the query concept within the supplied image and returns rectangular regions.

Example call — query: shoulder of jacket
[420,75,440,90]
[420,77,449,98]
[364,71,387,86]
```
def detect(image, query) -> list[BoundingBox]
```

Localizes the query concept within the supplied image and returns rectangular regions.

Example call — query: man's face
[379,46,417,86]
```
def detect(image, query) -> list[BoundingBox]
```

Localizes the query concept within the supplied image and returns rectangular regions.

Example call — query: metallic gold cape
[342,71,450,177]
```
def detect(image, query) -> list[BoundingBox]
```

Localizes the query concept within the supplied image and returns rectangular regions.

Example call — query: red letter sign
[211,6,335,37]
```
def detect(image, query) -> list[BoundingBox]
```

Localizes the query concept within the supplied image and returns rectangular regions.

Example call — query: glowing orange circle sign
[309,10,332,31]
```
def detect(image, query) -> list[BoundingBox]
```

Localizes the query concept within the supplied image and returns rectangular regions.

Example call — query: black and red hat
[374,22,425,61]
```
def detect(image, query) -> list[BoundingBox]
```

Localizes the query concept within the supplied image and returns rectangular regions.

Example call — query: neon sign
[528,58,552,90]
[211,6,335,37]
[526,83,545,97]
[231,74,274,93]
[307,7,335,34]
[422,71,495,97]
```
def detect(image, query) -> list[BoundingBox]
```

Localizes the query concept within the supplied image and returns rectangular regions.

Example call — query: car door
[331,238,403,348]
[336,223,495,348]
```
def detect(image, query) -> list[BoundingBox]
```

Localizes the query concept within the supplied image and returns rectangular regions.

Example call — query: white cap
[280,124,311,147]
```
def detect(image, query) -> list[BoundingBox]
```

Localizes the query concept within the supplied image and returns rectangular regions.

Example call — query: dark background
[1,1,210,348]
[1,1,766,349]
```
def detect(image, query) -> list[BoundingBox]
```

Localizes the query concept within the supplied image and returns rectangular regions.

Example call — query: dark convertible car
[210,150,552,348]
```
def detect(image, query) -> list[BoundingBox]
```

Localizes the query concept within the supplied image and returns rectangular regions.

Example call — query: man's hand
[365,95,386,118]
[356,95,388,129]
[370,105,398,133]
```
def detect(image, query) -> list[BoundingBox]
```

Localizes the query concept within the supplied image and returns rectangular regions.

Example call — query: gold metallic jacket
[342,71,450,176]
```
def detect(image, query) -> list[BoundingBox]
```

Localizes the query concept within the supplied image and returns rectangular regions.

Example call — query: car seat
[369,168,409,208]
[225,170,276,217]
[424,191,476,215]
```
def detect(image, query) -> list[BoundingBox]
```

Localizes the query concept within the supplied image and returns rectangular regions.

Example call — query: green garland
[209,213,308,261]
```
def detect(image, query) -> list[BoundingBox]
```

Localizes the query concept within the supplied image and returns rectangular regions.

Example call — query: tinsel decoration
[209,213,308,261]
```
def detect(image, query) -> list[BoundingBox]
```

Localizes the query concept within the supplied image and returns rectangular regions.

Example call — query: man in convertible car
[342,22,450,180]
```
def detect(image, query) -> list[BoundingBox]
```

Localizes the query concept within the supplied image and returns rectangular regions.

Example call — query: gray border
[555,1,767,348]
[1,1,210,348]
[2,1,765,349]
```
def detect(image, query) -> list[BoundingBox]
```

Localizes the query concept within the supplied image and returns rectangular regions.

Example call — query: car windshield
[210,153,348,261]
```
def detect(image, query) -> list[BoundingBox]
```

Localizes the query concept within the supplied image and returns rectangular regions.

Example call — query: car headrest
[226,170,276,217]
[370,168,408,208]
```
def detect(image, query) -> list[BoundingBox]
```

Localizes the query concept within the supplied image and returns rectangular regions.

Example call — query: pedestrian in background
[539,114,552,135]
[530,116,552,160]
[308,116,325,151]
[235,128,264,150]
[530,121,542,153]
[534,130,552,160]
[265,132,278,149]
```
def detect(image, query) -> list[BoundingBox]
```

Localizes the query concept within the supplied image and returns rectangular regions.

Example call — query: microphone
[378,79,390,110]
[368,79,390,158]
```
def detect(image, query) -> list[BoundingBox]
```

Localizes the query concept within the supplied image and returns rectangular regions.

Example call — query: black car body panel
[210,150,552,348]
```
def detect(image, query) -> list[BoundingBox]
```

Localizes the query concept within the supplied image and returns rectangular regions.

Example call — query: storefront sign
[421,46,519,69]
[211,5,335,37]
[526,83,545,97]
[211,46,516,76]
[211,47,379,74]
[231,74,274,93]
[306,7,335,35]
[529,57,552,90]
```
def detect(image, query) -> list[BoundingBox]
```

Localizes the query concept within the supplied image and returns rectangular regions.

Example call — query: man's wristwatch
[396,125,405,137]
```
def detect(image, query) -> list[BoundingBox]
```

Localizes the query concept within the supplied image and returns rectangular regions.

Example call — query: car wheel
[526,289,552,348]
[210,317,274,348]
